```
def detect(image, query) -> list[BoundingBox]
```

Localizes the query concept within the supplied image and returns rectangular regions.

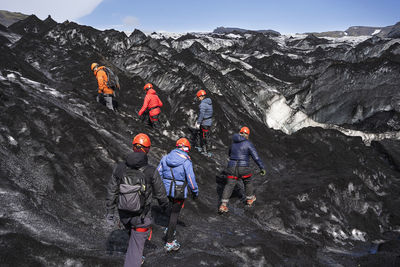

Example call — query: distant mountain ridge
[1,10,399,38]
[214,23,400,38]
[213,26,281,36]
[0,10,29,27]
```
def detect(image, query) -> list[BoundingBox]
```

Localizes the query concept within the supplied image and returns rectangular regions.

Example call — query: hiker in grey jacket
[106,133,168,267]
[195,89,213,156]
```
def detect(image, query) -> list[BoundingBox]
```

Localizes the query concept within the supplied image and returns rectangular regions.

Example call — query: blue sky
[2,0,400,34]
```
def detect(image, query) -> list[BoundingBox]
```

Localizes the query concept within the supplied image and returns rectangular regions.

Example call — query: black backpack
[104,67,120,90]
[118,166,149,214]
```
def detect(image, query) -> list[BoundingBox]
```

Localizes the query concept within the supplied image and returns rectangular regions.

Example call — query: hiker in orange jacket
[91,63,118,111]
[138,83,163,128]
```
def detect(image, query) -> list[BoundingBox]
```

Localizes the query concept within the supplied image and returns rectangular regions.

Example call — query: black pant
[200,125,211,152]
[166,198,184,242]
[221,166,254,202]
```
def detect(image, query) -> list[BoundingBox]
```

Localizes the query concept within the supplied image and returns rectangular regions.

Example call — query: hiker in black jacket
[106,133,168,267]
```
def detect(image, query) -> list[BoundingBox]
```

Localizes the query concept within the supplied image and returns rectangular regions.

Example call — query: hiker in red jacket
[138,83,163,128]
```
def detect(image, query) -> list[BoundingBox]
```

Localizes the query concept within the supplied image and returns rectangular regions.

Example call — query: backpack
[118,166,149,213]
[104,67,120,90]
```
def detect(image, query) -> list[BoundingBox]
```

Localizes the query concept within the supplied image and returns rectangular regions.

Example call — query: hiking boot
[218,204,229,213]
[164,240,180,252]
[246,195,256,207]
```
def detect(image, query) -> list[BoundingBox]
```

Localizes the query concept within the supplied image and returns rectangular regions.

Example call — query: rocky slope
[1,15,400,266]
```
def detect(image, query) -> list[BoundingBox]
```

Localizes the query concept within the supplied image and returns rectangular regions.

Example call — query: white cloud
[2,0,103,22]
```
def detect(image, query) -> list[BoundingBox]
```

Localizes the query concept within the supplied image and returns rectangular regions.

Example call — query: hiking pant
[141,111,160,128]
[123,217,151,267]
[200,125,211,152]
[166,198,184,243]
[150,114,160,128]
[97,93,115,111]
[221,166,254,203]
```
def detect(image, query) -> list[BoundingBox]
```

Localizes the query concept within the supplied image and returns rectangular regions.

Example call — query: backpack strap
[139,165,153,222]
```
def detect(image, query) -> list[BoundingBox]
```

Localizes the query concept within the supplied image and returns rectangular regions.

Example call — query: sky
[1,0,400,34]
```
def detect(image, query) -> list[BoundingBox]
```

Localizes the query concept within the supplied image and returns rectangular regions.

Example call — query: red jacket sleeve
[138,95,150,116]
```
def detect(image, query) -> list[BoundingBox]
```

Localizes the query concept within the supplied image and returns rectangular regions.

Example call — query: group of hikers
[94,63,266,267]
[91,62,213,155]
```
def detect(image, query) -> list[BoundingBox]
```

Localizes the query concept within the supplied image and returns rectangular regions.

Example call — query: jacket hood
[147,89,157,95]
[166,149,189,167]
[233,133,247,143]
[202,98,212,105]
[125,152,148,169]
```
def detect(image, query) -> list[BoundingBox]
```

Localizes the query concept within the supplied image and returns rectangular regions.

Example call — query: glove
[192,193,198,200]
[195,122,200,129]
[106,213,115,226]
[259,169,266,176]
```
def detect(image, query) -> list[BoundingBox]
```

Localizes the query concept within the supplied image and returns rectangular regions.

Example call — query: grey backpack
[104,67,120,90]
[118,166,147,213]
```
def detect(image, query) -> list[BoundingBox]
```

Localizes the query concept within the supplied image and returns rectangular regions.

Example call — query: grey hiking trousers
[123,217,151,267]
[221,166,254,203]
[97,94,114,111]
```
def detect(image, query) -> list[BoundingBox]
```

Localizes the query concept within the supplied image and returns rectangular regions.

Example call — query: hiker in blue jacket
[157,138,199,252]
[195,89,213,157]
[219,127,266,213]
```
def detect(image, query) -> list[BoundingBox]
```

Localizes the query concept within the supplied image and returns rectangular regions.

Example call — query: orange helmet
[196,90,206,98]
[176,138,191,151]
[132,133,151,147]
[91,63,99,71]
[144,83,153,91]
[240,126,250,135]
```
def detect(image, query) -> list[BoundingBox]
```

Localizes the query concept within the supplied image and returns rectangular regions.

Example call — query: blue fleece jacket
[198,98,213,126]
[157,149,199,198]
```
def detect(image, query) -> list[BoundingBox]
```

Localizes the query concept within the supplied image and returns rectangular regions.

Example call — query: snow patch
[372,29,381,35]
[7,73,16,79]
[265,94,400,143]
[8,136,18,146]
[221,54,253,69]
[351,229,366,241]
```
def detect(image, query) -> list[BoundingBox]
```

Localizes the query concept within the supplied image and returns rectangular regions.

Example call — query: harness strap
[134,227,149,232]
[227,175,238,180]
[133,227,152,240]
[242,174,252,179]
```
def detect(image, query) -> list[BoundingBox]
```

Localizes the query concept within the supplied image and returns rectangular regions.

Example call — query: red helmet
[132,133,151,147]
[144,83,153,91]
[91,63,99,71]
[240,126,250,135]
[176,138,191,151]
[196,90,206,98]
